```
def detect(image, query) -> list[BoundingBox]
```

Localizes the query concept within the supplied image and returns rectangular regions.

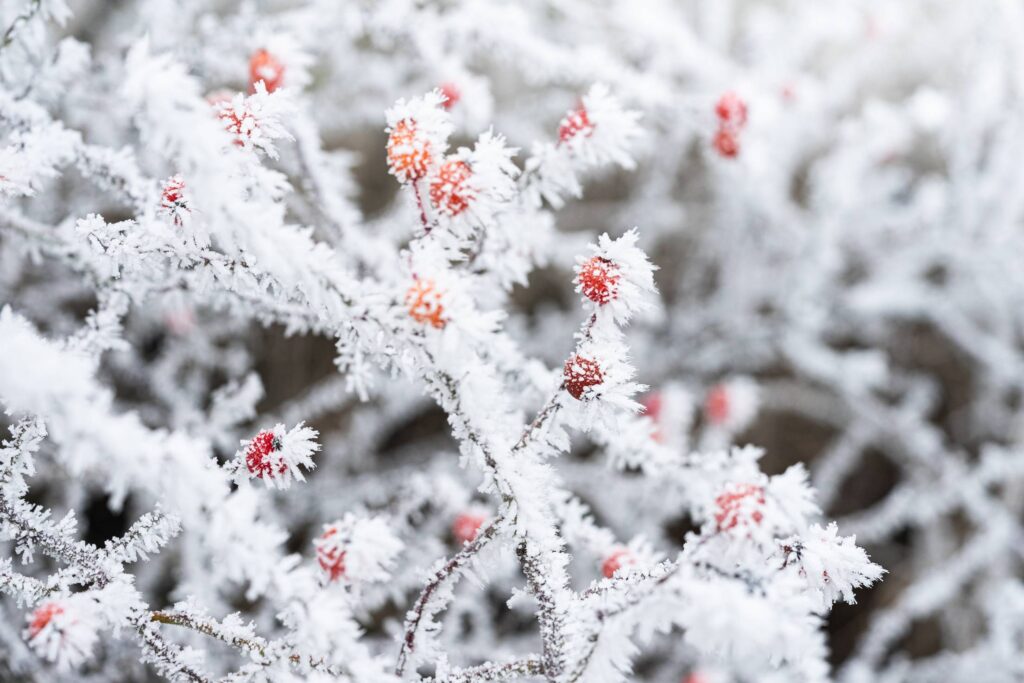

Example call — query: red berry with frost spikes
[714,483,765,531]
[452,512,485,544]
[406,278,446,329]
[577,256,621,305]
[559,104,593,143]
[160,175,189,226]
[713,127,739,158]
[564,355,603,400]
[439,82,460,110]
[704,384,730,425]
[387,119,433,183]
[245,430,286,478]
[601,549,633,578]
[715,91,748,128]
[429,159,474,216]
[249,49,284,93]
[316,527,347,582]
[28,603,63,638]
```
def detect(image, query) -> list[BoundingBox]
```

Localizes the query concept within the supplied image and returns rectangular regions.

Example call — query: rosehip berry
[316,527,347,582]
[245,430,285,478]
[439,82,461,110]
[249,49,284,93]
[715,91,748,128]
[27,603,63,639]
[714,483,765,531]
[601,549,634,578]
[160,175,189,226]
[406,279,446,329]
[564,355,603,400]
[713,127,740,158]
[577,256,621,305]
[387,119,433,183]
[452,512,485,544]
[704,384,730,425]
[429,159,474,216]
[558,105,593,143]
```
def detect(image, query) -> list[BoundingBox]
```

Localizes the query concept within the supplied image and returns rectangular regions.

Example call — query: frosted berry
[316,527,347,582]
[249,49,285,93]
[577,256,620,304]
[387,119,432,183]
[27,603,63,639]
[429,159,474,216]
[704,384,730,425]
[452,512,485,544]
[713,127,739,158]
[601,548,634,578]
[715,91,748,128]
[714,483,765,531]
[406,279,446,329]
[160,175,189,226]
[559,104,593,143]
[218,103,256,147]
[684,674,709,683]
[641,392,664,442]
[439,82,461,110]
[564,355,603,400]
[245,429,285,478]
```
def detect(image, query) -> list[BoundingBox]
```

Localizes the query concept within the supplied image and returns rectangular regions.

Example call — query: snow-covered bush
[2,1,1018,682]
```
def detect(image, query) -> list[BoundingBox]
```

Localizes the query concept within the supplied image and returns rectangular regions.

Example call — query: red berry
[564,355,603,400]
[452,512,485,544]
[245,430,285,478]
[684,674,709,683]
[715,91,748,128]
[439,82,461,110]
[160,175,189,226]
[704,384,730,425]
[387,119,433,183]
[714,483,765,531]
[316,527,347,582]
[558,104,593,143]
[601,549,633,578]
[249,49,284,93]
[406,279,446,329]
[577,256,621,305]
[713,127,739,158]
[641,392,664,442]
[429,159,474,216]
[28,603,63,639]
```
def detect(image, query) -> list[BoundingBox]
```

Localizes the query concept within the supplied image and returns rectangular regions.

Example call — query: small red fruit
[558,105,593,143]
[452,513,485,544]
[27,603,63,639]
[245,430,285,478]
[160,175,189,226]
[387,119,433,183]
[704,384,730,425]
[439,82,461,110]
[316,527,347,582]
[601,549,633,578]
[249,49,284,93]
[713,127,739,158]
[715,92,748,128]
[406,279,446,329]
[564,355,603,400]
[714,483,765,531]
[429,159,474,216]
[577,256,621,305]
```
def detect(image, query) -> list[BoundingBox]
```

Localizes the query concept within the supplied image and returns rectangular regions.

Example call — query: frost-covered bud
[249,49,284,93]
[25,601,97,671]
[576,229,658,323]
[452,511,486,544]
[564,354,604,400]
[159,174,189,227]
[559,103,594,143]
[714,483,765,531]
[385,91,452,184]
[779,523,885,609]
[715,91,748,129]
[314,514,403,584]
[559,84,642,169]
[439,82,460,110]
[601,547,636,578]
[406,278,447,329]
[429,159,473,216]
[239,423,319,489]
[704,378,759,432]
[712,127,740,158]
[215,83,293,158]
